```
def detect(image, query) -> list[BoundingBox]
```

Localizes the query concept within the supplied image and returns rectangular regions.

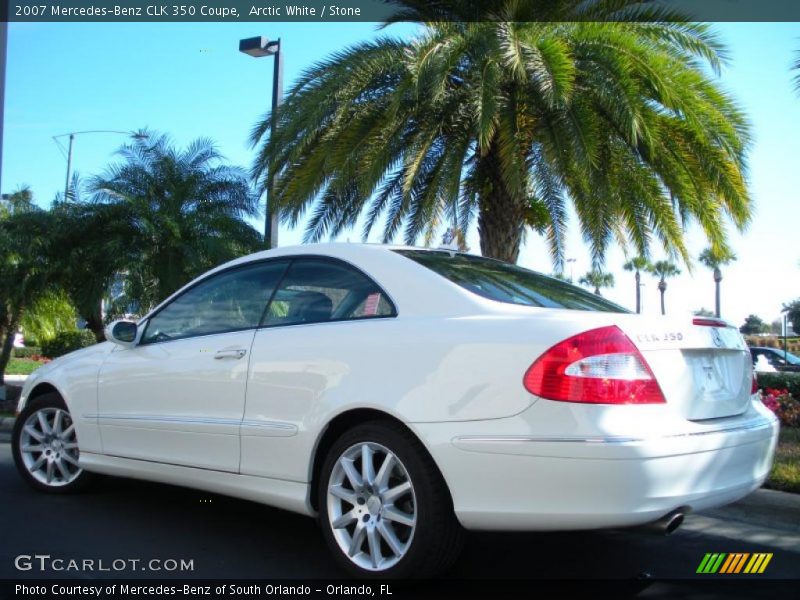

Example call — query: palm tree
[650,261,681,315]
[252,1,751,266]
[622,256,651,314]
[90,133,262,309]
[51,188,139,341]
[698,247,736,318]
[579,270,615,296]
[0,204,58,386]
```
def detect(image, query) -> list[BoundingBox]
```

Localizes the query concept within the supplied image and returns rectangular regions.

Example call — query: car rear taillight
[523,325,666,404]
[692,317,728,328]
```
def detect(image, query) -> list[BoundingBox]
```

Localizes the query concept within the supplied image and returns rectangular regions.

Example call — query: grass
[5,358,43,376]
[765,427,800,494]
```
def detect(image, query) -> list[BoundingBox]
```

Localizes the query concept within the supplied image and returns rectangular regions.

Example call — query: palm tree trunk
[635,270,641,313]
[714,268,722,318]
[476,144,526,263]
[658,280,667,315]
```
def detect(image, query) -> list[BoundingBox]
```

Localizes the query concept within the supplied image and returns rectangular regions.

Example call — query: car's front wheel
[318,420,463,577]
[12,393,94,493]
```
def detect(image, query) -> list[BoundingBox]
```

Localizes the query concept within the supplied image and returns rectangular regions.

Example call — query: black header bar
[4,1,800,23]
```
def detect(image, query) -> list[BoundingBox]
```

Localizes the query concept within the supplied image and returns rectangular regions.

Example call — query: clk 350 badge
[636,332,684,343]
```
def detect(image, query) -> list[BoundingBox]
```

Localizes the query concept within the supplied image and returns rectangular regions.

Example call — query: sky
[2,21,799,328]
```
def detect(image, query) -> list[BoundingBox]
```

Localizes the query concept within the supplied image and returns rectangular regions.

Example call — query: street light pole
[240,36,283,250]
[0,20,7,198]
[53,130,147,200]
[64,133,75,200]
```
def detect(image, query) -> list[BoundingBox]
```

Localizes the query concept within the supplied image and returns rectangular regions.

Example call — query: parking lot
[0,438,797,597]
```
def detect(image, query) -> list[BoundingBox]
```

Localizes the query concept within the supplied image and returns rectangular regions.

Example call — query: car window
[396,250,627,312]
[142,261,289,344]
[778,350,800,365]
[262,258,395,327]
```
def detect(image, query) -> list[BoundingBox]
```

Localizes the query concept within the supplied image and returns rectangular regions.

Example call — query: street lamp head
[239,36,279,58]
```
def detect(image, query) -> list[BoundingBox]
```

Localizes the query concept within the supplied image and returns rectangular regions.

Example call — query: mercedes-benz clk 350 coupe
[13,243,778,576]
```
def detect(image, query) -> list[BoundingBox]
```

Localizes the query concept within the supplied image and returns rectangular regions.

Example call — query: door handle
[214,349,247,360]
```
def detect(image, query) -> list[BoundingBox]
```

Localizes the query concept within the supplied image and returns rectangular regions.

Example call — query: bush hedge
[12,346,42,359]
[41,329,97,359]
[756,372,800,401]
[745,336,800,352]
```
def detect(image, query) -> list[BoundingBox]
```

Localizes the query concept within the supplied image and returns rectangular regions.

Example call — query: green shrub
[756,372,800,401]
[13,346,42,359]
[41,329,97,359]
[20,290,79,346]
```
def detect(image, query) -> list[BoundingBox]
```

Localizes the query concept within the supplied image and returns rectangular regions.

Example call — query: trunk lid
[615,315,752,420]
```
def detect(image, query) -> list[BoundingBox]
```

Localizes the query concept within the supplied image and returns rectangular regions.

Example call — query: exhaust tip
[664,512,684,535]
[638,510,685,536]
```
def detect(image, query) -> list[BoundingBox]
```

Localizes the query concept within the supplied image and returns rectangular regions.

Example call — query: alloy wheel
[326,442,417,571]
[18,407,82,487]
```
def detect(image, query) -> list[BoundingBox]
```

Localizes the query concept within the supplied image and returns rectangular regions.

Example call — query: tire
[318,420,463,578]
[12,392,95,493]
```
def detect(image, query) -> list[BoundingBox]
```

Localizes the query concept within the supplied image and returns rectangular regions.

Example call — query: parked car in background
[12,244,778,577]
[750,346,800,373]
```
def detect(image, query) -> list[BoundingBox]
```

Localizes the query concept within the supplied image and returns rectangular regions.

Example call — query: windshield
[396,250,628,313]
[768,349,800,365]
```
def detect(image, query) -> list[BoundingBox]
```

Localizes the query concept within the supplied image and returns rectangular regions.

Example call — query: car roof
[143,243,486,322]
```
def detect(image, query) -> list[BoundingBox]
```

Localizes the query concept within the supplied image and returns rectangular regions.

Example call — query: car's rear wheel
[318,420,463,577]
[12,393,94,493]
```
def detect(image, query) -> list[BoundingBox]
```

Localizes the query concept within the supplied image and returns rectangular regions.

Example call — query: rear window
[396,250,627,313]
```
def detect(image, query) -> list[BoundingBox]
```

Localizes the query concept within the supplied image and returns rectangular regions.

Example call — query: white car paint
[17,243,779,531]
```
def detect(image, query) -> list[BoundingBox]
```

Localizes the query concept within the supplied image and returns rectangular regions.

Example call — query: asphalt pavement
[0,430,797,597]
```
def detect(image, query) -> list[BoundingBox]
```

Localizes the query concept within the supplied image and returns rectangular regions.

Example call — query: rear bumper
[411,399,779,531]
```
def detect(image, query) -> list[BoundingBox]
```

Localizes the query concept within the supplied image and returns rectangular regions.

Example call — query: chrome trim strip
[85,413,297,434]
[453,417,777,445]
[241,419,296,432]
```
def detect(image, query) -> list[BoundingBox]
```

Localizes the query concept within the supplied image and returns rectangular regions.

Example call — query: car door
[97,259,289,472]
[241,257,396,482]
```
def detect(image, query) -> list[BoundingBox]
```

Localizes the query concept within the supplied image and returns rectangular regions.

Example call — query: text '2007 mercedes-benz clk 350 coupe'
[12,243,778,577]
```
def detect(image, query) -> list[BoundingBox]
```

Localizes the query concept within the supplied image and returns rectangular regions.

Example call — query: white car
[12,243,778,577]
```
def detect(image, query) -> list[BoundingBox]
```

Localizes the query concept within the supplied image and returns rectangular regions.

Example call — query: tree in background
[252,1,751,267]
[740,314,769,335]
[698,247,736,318]
[0,193,58,387]
[694,308,715,317]
[20,290,78,347]
[650,260,681,315]
[51,180,139,341]
[622,256,651,313]
[783,300,800,335]
[579,270,615,296]
[551,271,572,283]
[90,133,262,310]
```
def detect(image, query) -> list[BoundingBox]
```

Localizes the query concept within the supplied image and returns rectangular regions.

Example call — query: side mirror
[105,320,138,347]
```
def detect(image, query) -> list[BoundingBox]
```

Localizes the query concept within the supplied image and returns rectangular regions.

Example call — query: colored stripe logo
[696,553,773,574]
